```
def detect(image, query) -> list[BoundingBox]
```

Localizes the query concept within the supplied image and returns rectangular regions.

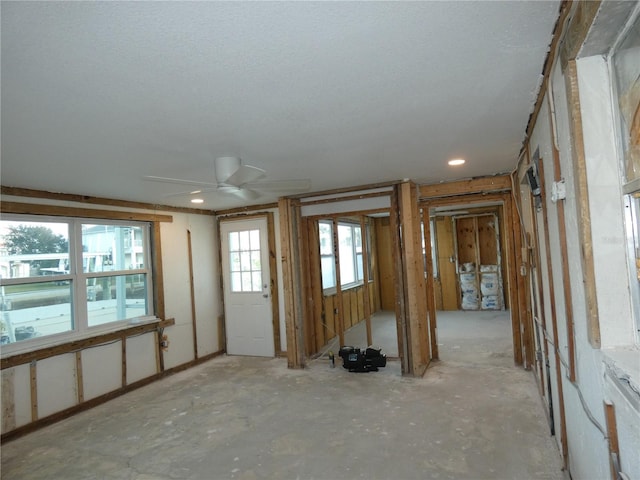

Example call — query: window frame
[609,13,640,344]
[0,214,155,354]
[319,219,372,295]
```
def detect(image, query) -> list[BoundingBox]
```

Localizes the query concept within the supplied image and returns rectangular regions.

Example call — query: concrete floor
[1,311,566,480]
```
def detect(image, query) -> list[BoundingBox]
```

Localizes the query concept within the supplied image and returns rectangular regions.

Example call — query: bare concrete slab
[1,311,566,480]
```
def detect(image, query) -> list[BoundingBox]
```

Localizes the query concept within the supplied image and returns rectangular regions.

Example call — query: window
[0,216,153,347]
[612,14,640,341]
[228,229,262,293]
[319,220,371,292]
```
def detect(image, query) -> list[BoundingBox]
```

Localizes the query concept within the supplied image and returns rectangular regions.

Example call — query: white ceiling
[1,1,560,211]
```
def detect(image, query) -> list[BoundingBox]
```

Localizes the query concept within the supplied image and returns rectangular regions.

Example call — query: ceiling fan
[144,156,311,201]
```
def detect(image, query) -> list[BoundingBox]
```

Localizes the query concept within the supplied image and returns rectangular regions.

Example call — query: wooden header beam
[419,175,511,199]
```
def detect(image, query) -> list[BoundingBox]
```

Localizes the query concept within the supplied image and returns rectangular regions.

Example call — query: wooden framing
[75,351,84,404]
[421,188,525,367]
[390,187,409,374]
[565,59,601,348]
[559,1,601,70]
[29,362,37,422]
[1,319,175,370]
[332,218,346,347]
[288,180,400,200]
[604,402,621,480]
[0,186,212,216]
[1,201,173,223]
[419,175,511,199]
[187,230,199,359]
[359,217,373,346]
[266,213,282,356]
[421,208,438,359]
[279,198,305,368]
[1,348,224,443]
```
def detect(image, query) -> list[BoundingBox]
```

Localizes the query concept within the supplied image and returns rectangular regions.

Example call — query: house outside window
[0,216,153,348]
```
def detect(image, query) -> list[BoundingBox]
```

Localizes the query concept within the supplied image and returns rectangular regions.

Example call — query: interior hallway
[1,311,567,480]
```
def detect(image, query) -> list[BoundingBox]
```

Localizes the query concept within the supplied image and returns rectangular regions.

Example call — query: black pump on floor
[338,346,387,372]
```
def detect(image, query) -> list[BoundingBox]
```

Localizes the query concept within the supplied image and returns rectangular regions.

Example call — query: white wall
[524,29,640,480]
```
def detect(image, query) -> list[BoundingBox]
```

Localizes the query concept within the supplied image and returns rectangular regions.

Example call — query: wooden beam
[565,59,601,348]
[421,207,439,360]
[215,202,279,216]
[426,192,508,209]
[1,319,175,370]
[279,198,305,368]
[560,1,602,69]
[300,191,390,206]
[604,402,621,480]
[30,362,38,422]
[504,192,524,365]
[0,186,212,216]
[390,187,409,374]
[0,201,173,223]
[288,180,401,200]
[187,230,199,359]
[419,175,512,199]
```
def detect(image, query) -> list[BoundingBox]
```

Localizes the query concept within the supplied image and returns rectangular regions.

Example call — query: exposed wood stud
[565,59,601,349]
[29,361,38,422]
[121,336,127,388]
[419,175,512,199]
[604,402,620,480]
[390,187,408,374]
[288,180,401,200]
[75,351,84,404]
[504,192,524,365]
[187,230,199,359]
[267,212,282,356]
[421,207,439,360]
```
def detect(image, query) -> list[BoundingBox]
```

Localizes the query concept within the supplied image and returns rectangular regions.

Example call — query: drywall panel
[188,214,220,357]
[576,56,634,347]
[161,216,197,368]
[36,354,76,419]
[126,333,157,384]
[301,195,390,217]
[0,364,31,433]
[82,341,122,401]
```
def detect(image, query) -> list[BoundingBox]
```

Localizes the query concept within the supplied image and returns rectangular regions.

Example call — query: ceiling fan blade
[225,165,266,187]
[246,179,311,193]
[143,175,218,188]
[216,185,261,201]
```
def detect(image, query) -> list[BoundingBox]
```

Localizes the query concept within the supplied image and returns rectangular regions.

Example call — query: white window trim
[0,215,155,356]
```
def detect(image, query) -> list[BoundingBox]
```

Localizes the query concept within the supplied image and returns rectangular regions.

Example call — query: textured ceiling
[1,1,560,210]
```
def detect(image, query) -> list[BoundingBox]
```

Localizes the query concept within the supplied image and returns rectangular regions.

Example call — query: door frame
[218,212,282,357]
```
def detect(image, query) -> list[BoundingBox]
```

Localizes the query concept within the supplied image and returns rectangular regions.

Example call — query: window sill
[1,316,172,368]
[602,346,640,411]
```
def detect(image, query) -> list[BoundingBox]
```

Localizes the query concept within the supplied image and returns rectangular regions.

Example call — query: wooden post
[390,187,409,374]
[279,198,305,368]
[421,206,439,360]
[504,194,524,365]
[121,336,127,388]
[398,182,430,375]
[187,230,198,359]
[152,222,165,372]
[267,212,282,356]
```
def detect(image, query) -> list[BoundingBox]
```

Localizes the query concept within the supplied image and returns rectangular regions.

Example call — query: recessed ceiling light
[448,158,466,166]
[191,198,204,204]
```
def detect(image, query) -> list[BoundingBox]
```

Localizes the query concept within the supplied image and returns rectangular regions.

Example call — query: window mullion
[71,220,87,332]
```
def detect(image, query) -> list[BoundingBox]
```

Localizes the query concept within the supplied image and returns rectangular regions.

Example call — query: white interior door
[220,217,275,357]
